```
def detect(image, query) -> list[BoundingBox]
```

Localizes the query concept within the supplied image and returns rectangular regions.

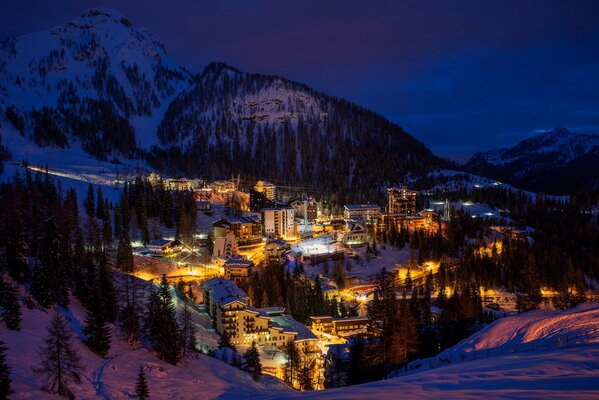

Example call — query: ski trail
[92,347,145,400]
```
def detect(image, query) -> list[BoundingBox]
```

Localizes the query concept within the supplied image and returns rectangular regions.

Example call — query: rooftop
[223,258,253,268]
[203,278,249,307]
[270,315,318,341]
[344,204,380,210]
[148,239,173,247]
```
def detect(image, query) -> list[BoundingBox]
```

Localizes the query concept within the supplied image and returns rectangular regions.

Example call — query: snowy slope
[271,303,599,399]
[0,7,192,166]
[402,301,599,375]
[0,7,191,129]
[285,345,599,399]
[0,278,290,399]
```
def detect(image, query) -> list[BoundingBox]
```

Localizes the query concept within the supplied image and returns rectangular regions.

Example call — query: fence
[398,328,598,377]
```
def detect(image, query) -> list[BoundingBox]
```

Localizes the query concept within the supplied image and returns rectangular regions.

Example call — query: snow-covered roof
[223,258,253,268]
[148,239,173,247]
[344,204,380,210]
[270,315,318,341]
[203,278,249,307]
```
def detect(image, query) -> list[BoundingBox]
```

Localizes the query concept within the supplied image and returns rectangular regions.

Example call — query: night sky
[2,1,598,162]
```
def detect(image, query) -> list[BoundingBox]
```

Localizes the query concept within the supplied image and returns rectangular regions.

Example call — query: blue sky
[2,0,598,162]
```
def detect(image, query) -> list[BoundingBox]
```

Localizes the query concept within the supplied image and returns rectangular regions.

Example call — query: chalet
[339,221,368,247]
[147,239,175,255]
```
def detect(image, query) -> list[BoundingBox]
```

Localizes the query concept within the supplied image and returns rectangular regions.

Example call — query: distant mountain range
[465,128,599,193]
[0,8,449,201]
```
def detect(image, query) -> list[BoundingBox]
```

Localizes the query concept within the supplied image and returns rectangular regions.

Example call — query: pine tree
[83,281,112,357]
[0,340,12,398]
[120,275,141,344]
[348,337,366,385]
[33,312,84,399]
[145,276,182,364]
[96,186,105,220]
[180,302,197,358]
[243,341,262,382]
[283,341,300,387]
[102,200,113,250]
[515,255,543,313]
[218,328,235,351]
[97,260,118,323]
[135,366,150,399]
[298,356,313,391]
[31,217,70,308]
[84,184,95,217]
[0,276,22,330]
[3,208,29,283]
[116,234,135,273]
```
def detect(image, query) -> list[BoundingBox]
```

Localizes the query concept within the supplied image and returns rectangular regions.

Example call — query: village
[119,173,459,389]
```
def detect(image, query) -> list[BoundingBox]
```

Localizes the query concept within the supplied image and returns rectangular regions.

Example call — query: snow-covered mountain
[0,8,191,160]
[0,8,449,200]
[153,62,446,199]
[465,128,599,193]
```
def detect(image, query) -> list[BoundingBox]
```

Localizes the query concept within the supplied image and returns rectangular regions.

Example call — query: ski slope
[270,302,599,399]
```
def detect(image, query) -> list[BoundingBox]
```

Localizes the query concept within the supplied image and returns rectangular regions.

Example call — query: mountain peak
[77,8,131,26]
[201,62,242,77]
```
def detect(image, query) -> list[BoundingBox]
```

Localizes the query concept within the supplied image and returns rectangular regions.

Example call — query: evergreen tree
[83,281,112,357]
[116,234,135,273]
[218,328,235,351]
[145,276,182,364]
[3,208,29,283]
[97,260,118,323]
[102,200,113,250]
[243,341,262,382]
[348,337,366,385]
[135,366,150,400]
[298,356,314,391]
[283,341,300,387]
[180,302,197,358]
[0,276,22,330]
[0,340,12,399]
[33,312,84,399]
[31,217,70,308]
[96,186,105,220]
[515,255,543,313]
[84,184,95,217]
